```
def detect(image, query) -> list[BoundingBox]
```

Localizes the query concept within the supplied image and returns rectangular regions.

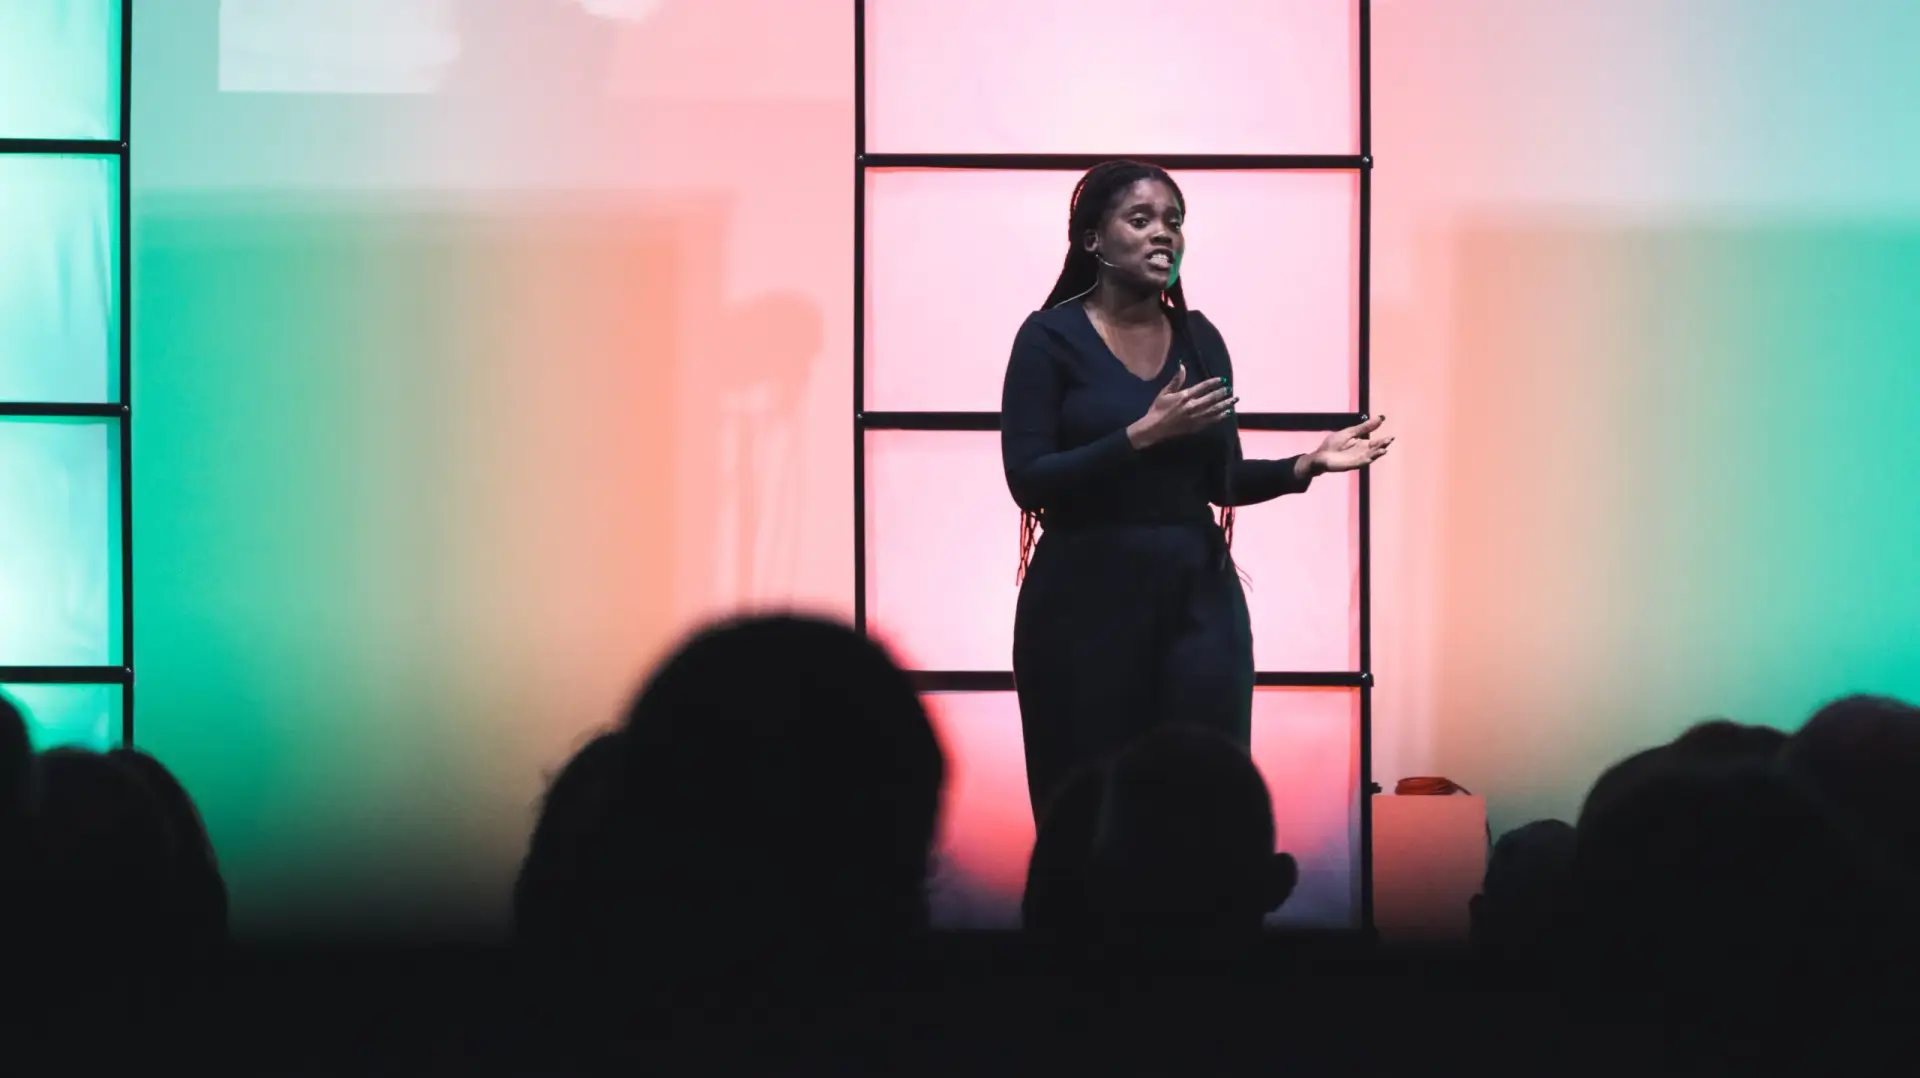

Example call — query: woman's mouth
[1145,250,1173,271]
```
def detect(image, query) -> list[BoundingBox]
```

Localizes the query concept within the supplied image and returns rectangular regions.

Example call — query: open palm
[1315,415,1393,473]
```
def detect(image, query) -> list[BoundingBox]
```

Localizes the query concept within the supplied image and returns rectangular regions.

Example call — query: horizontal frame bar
[0,138,124,156]
[0,402,126,418]
[862,411,1364,432]
[863,153,1369,172]
[0,665,131,686]
[908,670,1368,693]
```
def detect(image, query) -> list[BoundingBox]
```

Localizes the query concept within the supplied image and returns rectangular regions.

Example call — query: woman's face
[1086,178,1184,292]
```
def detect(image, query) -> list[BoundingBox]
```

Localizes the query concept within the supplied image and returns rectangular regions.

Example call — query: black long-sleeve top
[1000,302,1313,531]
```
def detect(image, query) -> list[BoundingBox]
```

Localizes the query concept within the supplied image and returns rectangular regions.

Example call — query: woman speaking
[1001,160,1391,821]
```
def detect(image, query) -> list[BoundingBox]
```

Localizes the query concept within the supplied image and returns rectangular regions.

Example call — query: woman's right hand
[1126,365,1237,449]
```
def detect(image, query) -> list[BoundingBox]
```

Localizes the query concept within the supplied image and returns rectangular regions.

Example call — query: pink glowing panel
[864,169,1357,414]
[921,689,1358,931]
[864,431,1355,673]
[865,0,1358,154]
[1252,687,1359,929]
[864,430,1024,673]
[1237,431,1359,673]
[923,691,1032,928]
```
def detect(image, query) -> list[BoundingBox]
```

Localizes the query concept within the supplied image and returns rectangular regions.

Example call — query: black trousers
[1011,522,1255,821]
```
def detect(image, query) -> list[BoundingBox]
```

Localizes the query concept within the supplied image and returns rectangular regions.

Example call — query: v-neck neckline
[1078,301,1175,384]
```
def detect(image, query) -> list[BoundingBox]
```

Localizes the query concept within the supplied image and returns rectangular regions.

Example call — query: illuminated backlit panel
[0,419,121,666]
[865,431,1355,673]
[864,0,1358,155]
[922,691,1031,928]
[0,0,121,139]
[0,156,120,403]
[1237,432,1359,673]
[1252,687,1358,929]
[864,169,1357,414]
[920,688,1358,930]
[864,431,1021,673]
[1,684,119,752]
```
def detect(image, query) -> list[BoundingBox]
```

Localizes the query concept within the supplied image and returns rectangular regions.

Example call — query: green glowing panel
[0,0,121,140]
[0,155,119,403]
[1,684,119,751]
[0,418,121,666]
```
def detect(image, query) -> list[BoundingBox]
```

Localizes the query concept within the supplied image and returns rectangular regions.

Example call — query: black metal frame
[0,3,135,745]
[854,0,1375,934]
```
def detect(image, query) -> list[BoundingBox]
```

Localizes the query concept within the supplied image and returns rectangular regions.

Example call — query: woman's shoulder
[1180,308,1232,359]
[1182,307,1225,341]
[1013,303,1086,352]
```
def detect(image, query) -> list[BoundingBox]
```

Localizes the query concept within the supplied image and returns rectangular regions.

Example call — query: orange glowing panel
[864,0,1358,155]
[864,431,1355,674]
[922,689,1357,930]
[864,169,1357,414]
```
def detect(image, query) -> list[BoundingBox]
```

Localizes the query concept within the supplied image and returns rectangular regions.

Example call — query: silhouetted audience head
[1575,745,1669,833]
[1668,717,1788,762]
[519,614,945,970]
[0,691,27,822]
[1781,694,1920,872]
[0,693,28,898]
[1021,761,1108,948]
[109,748,229,948]
[1565,752,1907,1004]
[1469,819,1574,966]
[512,729,627,946]
[24,748,179,950]
[1085,726,1295,953]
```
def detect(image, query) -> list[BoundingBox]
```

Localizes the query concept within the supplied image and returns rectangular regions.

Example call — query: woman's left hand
[1311,415,1393,474]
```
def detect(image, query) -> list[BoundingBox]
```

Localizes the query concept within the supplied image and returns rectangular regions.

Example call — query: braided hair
[1018,161,1237,583]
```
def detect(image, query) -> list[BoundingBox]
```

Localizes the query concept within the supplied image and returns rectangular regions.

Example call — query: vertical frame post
[118,0,136,745]
[852,0,869,634]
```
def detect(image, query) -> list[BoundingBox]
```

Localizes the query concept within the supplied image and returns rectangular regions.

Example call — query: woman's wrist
[1295,452,1324,480]
[1126,420,1156,450]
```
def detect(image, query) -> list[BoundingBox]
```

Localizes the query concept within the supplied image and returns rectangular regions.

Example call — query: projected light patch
[0,155,120,404]
[1,685,119,752]
[217,0,669,93]
[0,0,120,140]
[219,0,462,94]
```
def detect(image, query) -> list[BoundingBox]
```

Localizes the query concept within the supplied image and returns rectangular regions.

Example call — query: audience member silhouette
[1021,760,1109,951]
[22,748,179,955]
[1469,819,1574,971]
[515,614,945,977]
[0,693,29,923]
[1561,747,1913,1058]
[1082,725,1297,958]
[510,728,626,947]
[109,747,230,950]
[1666,717,1788,762]
[12,610,1920,1073]
[1781,693,1920,873]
